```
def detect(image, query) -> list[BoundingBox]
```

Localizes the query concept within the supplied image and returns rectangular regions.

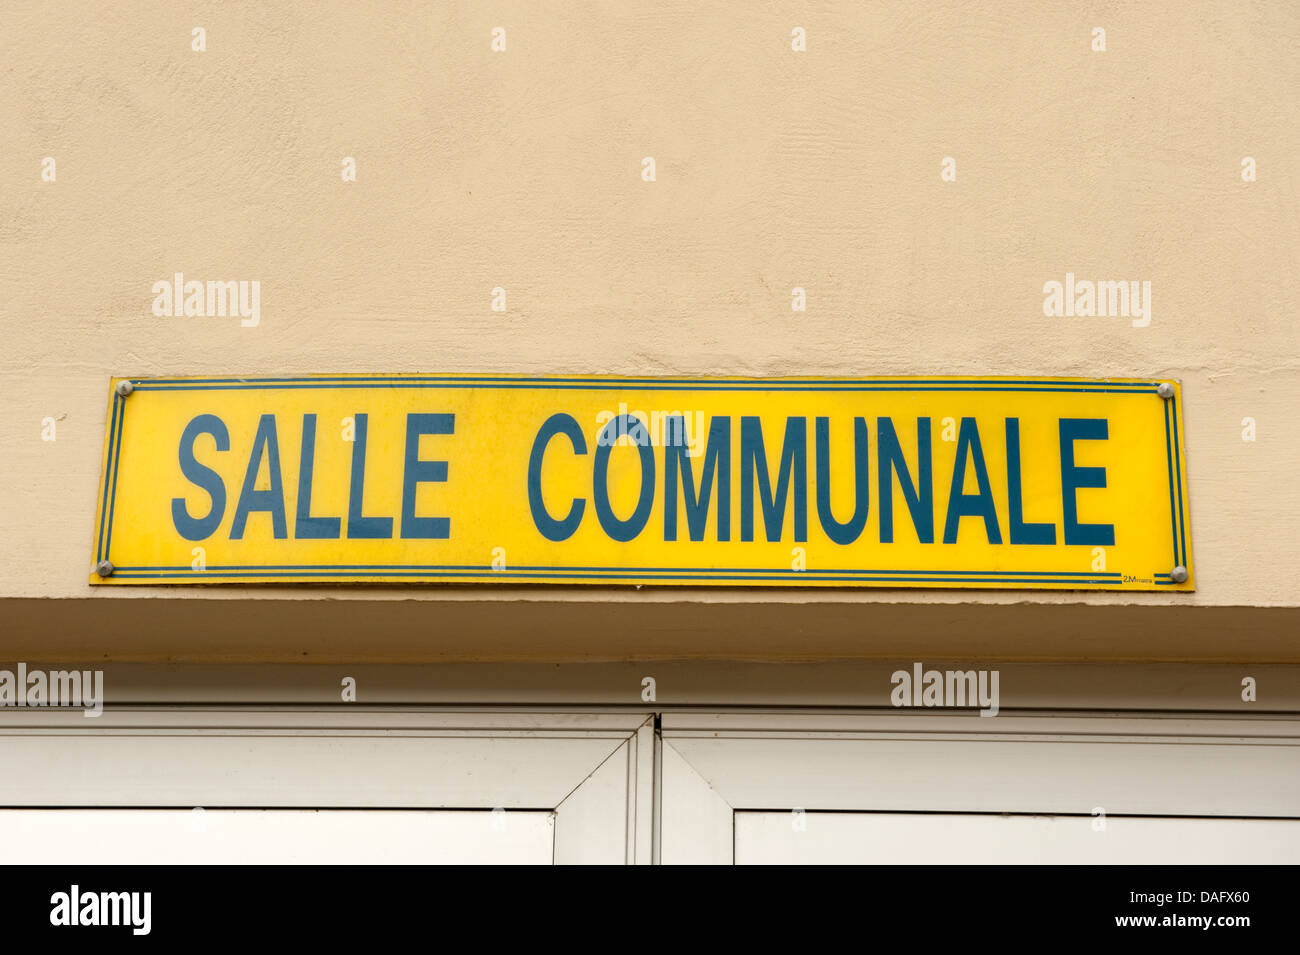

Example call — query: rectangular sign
[90,375,1193,590]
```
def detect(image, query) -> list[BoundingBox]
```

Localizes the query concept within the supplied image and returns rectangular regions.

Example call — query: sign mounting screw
[116,381,134,398]
[95,560,114,578]
[1156,383,1174,399]
[1170,566,1188,583]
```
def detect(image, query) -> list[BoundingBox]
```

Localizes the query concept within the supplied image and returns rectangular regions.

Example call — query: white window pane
[0,809,554,865]
[736,812,1300,864]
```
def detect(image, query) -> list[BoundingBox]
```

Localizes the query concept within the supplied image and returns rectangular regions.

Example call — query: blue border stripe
[112,563,1119,577]
[130,375,1157,389]
[104,393,126,560]
[108,571,1119,584]
[132,382,1157,395]
[1171,396,1187,566]
[1163,400,1179,563]
[94,394,120,563]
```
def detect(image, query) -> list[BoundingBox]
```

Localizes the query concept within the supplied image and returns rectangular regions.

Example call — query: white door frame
[660,709,1300,864]
[0,707,655,865]
[4,704,1297,864]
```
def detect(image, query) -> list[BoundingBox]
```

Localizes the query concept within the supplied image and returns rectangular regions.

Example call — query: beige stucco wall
[1,2,1297,659]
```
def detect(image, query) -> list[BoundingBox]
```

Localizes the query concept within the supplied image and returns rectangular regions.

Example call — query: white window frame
[660,709,1300,864]
[0,707,655,865]
[4,702,1297,864]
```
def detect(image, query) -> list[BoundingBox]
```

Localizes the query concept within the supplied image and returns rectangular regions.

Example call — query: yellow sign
[90,375,1193,590]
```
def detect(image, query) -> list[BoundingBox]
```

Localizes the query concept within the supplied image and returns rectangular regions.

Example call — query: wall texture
[1,2,1297,659]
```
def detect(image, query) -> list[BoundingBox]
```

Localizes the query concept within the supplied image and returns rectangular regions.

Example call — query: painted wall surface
[1,3,1297,658]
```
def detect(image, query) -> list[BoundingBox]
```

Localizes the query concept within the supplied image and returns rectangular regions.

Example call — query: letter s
[172,414,229,540]
[528,414,586,541]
